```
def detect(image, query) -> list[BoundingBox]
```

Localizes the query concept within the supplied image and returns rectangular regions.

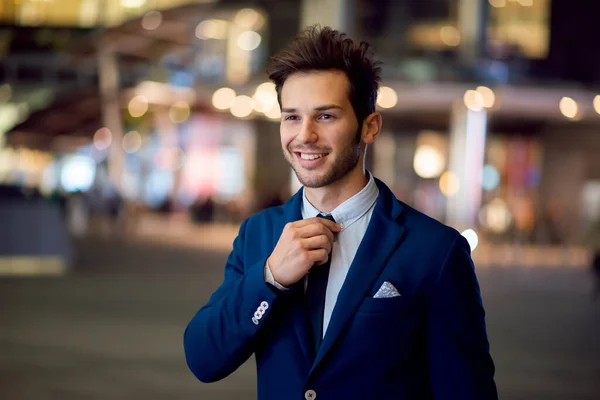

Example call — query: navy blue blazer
[184,179,497,399]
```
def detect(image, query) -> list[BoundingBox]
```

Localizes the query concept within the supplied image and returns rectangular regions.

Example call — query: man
[184,26,497,399]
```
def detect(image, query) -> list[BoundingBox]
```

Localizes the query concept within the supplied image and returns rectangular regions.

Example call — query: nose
[296,119,318,144]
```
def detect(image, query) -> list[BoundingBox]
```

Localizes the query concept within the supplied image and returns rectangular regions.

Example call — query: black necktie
[306,213,336,356]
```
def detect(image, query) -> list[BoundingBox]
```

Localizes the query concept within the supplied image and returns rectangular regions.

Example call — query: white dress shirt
[265,172,379,337]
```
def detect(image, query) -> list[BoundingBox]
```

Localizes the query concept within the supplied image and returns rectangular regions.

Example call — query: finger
[307,248,329,266]
[297,223,335,244]
[293,217,342,232]
[315,217,342,232]
[301,235,332,253]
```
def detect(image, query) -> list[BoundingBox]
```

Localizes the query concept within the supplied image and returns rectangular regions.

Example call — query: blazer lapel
[275,188,313,365]
[309,180,405,374]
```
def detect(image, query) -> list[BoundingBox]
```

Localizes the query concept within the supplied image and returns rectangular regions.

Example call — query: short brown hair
[267,25,382,126]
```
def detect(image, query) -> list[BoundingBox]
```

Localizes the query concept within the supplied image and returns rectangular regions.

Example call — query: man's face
[279,70,362,189]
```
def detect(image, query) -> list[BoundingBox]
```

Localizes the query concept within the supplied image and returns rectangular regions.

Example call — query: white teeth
[300,153,324,160]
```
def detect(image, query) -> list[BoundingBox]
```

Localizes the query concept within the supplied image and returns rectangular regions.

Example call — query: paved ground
[1,235,599,399]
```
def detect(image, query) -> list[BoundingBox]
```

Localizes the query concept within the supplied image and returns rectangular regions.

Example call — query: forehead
[280,70,351,109]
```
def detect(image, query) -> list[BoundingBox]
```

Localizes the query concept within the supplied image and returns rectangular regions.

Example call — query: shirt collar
[301,172,379,229]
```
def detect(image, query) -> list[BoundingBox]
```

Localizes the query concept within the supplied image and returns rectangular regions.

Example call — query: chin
[295,172,330,188]
[294,166,345,189]
[300,178,330,189]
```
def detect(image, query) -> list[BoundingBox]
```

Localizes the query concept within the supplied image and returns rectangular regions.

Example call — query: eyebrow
[281,104,343,113]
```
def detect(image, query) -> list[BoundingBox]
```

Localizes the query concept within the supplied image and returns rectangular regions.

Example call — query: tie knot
[317,213,336,223]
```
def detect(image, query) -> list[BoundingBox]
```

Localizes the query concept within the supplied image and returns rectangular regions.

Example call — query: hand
[267,217,342,288]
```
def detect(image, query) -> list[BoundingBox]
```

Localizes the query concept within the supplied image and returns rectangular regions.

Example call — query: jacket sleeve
[427,234,498,399]
[183,219,281,383]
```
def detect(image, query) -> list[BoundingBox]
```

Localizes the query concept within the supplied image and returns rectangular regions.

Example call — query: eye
[319,113,335,120]
[284,115,299,121]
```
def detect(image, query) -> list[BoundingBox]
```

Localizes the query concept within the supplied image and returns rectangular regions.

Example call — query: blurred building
[0,0,599,246]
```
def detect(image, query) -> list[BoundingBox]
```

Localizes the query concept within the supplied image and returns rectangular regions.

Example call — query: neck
[304,162,369,213]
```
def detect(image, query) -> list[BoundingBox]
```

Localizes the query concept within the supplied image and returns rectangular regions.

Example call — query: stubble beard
[286,129,362,189]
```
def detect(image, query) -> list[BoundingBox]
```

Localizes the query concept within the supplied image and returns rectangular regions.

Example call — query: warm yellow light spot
[559,97,578,119]
[439,171,460,197]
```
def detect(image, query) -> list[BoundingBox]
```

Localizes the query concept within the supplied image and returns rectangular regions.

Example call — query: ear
[361,112,382,145]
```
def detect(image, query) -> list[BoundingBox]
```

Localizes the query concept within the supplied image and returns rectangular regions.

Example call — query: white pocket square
[373,281,401,298]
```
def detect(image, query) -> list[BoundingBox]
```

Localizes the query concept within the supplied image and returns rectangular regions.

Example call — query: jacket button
[305,389,316,399]
[251,317,259,325]
[260,301,269,309]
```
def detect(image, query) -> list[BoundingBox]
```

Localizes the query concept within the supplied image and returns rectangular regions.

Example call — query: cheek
[331,129,355,150]
[280,129,293,150]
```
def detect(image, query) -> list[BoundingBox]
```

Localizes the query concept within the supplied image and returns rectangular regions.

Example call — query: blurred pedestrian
[261,191,284,210]
[584,212,600,301]
[184,26,497,399]
[190,195,215,223]
[66,190,88,237]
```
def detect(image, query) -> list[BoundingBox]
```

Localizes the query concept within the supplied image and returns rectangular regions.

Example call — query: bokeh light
[252,96,269,113]
[440,26,460,47]
[476,86,496,108]
[93,128,112,151]
[141,11,162,30]
[230,95,253,118]
[122,131,143,154]
[489,0,506,8]
[128,95,149,118]
[212,88,237,110]
[253,82,277,113]
[377,86,398,109]
[593,95,600,115]
[60,155,96,192]
[264,103,281,120]
[195,19,228,40]
[461,229,479,251]
[413,145,445,179]
[479,198,512,234]
[256,82,275,92]
[121,0,146,8]
[237,31,262,51]
[439,171,460,197]
[464,90,485,111]
[482,164,501,191]
[559,97,578,119]
[234,8,264,30]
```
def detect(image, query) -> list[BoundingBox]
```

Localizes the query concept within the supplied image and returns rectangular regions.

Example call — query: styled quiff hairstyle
[267,25,382,126]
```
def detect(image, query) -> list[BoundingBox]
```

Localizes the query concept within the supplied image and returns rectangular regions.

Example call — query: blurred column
[227,23,252,85]
[373,133,397,186]
[446,102,487,230]
[98,41,125,189]
[153,109,183,203]
[301,0,355,33]
[253,119,291,207]
[457,0,488,63]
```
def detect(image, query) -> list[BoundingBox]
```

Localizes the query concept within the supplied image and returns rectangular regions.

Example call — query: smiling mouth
[296,152,328,160]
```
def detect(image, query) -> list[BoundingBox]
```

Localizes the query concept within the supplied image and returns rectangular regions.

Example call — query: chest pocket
[356,295,407,315]
[356,278,410,316]
[345,294,418,364]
